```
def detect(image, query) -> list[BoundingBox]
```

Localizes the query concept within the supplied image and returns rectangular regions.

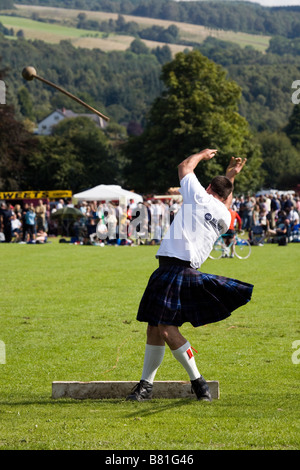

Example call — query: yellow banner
[0,190,72,200]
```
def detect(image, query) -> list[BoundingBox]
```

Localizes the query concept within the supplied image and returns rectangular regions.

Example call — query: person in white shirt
[11,213,22,241]
[127,149,253,402]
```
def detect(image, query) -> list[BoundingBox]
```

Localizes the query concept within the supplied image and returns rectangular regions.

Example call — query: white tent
[73,185,143,204]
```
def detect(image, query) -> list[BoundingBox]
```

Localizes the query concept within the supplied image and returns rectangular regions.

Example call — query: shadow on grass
[123,398,202,418]
[0,397,200,417]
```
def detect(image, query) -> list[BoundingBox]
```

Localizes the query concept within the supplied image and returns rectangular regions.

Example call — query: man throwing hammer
[127,149,253,402]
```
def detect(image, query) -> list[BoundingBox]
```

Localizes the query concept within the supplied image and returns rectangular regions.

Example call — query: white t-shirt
[156,172,231,269]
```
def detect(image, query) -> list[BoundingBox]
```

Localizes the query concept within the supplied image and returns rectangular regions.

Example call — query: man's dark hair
[210,176,233,200]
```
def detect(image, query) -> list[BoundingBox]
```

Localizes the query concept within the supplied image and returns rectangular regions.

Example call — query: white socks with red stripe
[171,341,201,381]
[140,341,200,384]
[141,344,165,384]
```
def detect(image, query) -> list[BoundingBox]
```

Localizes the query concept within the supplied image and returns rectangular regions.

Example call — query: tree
[129,38,150,55]
[123,50,263,193]
[0,62,38,190]
[0,0,14,9]
[285,104,300,147]
[17,86,34,120]
[0,105,38,190]
[257,131,300,189]
[25,117,120,193]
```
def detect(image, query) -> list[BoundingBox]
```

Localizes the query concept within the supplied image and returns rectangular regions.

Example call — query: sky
[245,0,300,6]
[178,1,300,6]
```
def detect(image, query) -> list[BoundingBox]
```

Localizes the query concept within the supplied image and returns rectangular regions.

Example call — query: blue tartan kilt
[137,265,253,327]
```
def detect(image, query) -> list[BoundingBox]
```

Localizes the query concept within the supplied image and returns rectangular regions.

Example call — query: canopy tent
[73,185,143,204]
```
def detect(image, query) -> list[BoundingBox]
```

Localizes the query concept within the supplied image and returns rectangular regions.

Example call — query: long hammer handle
[22,66,110,122]
[35,74,110,121]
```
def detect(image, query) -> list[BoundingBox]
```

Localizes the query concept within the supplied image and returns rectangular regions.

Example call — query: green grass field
[0,14,107,39]
[0,5,270,53]
[0,240,299,450]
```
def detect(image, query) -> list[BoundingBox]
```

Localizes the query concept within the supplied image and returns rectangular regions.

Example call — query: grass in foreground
[0,240,299,450]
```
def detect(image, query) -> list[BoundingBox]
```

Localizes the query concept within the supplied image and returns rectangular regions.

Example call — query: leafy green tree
[152,45,172,65]
[257,131,300,189]
[26,117,119,192]
[123,50,263,193]
[129,38,150,55]
[0,105,38,190]
[0,0,14,9]
[17,86,34,120]
[285,104,300,147]
[0,64,38,190]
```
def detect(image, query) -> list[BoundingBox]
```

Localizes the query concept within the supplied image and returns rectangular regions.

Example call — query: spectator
[11,212,22,242]
[241,195,254,231]
[259,208,268,232]
[56,199,65,210]
[270,194,280,229]
[45,202,51,232]
[36,229,48,244]
[35,199,46,231]
[224,207,242,257]
[13,204,22,219]
[0,202,13,242]
[266,210,291,244]
[252,203,260,226]
[105,205,118,244]
[129,198,137,213]
[285,206,299,229]
[79,201,87,216]
[66,198,74,208]
[21,203,29,242]
[1,191,298,246]
[150,200,163,242]
[24,203,36,242]
[283,194,294,212]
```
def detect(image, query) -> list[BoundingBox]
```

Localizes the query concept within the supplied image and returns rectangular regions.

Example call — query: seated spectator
[36,229,48,244]
[248,208,268,247]
[291,223,300,242]
[266,210,291,244]
[285,206,299,230]
[11,212,22,242]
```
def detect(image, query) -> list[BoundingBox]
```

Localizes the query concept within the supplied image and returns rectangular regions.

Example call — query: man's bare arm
[225,156,247,184]
[178,149,218,181]
[224,156,247,209]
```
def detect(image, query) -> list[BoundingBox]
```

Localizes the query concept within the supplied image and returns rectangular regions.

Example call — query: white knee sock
[171,341,201,381]
[141,344,165,384]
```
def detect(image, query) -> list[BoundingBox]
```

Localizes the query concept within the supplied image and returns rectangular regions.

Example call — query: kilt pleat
[137,265,253,327]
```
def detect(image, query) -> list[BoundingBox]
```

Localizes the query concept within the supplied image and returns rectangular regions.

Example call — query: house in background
[35,108,108,135]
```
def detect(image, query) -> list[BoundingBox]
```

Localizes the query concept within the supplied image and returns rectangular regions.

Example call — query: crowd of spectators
[231,192,300,245]
[71,197,181,245]
[0,199,49,244]
[0,191,299,246]
[0,196,181,245]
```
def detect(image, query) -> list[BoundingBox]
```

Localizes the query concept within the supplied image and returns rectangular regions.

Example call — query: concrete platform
[52,380,219,400]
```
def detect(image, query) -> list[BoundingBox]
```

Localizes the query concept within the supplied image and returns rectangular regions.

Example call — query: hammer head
[22,66,37,81]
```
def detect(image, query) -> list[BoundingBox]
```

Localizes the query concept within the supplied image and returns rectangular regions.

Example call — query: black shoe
[126,380,153,401]
[191,376,212,402]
